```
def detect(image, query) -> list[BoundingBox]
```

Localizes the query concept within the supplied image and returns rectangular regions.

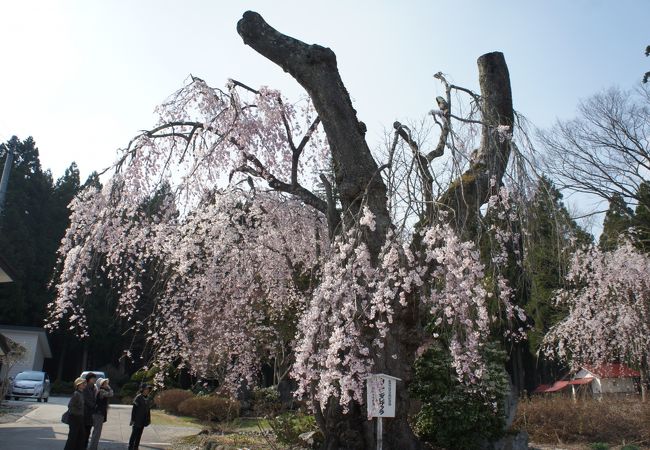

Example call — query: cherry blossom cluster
[292,205,523,409]
[148,190,328,389]
[48,77,527,411]
[543,242,650,371]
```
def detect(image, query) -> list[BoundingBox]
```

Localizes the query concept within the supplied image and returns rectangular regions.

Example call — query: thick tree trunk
[237,11,390,256]
[237,11,514,449]
[440,52,513,237]
[238,12,422,449]
[56,334,67,381]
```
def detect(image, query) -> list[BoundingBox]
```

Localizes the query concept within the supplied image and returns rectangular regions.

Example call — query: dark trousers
[128,426,144,450]
[83,424,93,448]
[64,414,85,450]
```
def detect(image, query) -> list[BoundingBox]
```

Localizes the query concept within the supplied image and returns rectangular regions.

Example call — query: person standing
[82,372,98,448]
[88,377,114,450]
[64,377,86,450]
[128,384,152,450]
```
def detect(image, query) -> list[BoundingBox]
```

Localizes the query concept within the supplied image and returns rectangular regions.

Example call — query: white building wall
[0,331,38,378]
[600,378,636,394]
[592,378,602,394]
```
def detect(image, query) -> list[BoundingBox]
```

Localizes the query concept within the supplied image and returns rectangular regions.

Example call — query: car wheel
[44,397,48,403]
[37,397,42,402]
[14,397,19,401]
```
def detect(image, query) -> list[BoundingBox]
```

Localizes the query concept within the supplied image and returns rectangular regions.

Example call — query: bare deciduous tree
[540,86,650,211]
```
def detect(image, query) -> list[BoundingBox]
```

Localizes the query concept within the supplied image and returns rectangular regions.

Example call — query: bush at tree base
[251,386,282,416]
[410,342,509,449]
[154,389,194,414]
[267,412,322,447]
[177,395,240,422]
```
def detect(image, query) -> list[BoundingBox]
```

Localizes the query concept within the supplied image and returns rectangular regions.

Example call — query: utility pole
[0,142,14,220]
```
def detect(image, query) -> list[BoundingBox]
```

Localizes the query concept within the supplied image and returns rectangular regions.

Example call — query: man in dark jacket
[128,383,152,450]
[82,372,98,448]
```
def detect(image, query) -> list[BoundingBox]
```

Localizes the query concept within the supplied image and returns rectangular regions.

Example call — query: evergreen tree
[599,193,635,251]
[633,181,650,253]
[523,177,591,379]
[0,136,56,325]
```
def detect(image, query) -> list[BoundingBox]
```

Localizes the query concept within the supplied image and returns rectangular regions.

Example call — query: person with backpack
[128,383,152,450]
[88,377,114,450]
[63,377,86,450]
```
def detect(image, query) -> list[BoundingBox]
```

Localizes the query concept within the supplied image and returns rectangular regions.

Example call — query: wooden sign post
[366,373,401,450]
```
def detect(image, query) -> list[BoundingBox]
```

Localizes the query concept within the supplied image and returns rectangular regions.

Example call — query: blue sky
[0,0,647,224]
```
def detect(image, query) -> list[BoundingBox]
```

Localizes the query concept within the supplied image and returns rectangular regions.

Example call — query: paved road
[0,397,198,449]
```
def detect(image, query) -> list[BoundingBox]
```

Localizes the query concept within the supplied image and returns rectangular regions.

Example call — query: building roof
[532,383,552,394]
[545,380,570,392]
[0,325,52,358]
[582,364,640,379]
[0,252,17,283]
[533,377,594,393]
[533,380,570,393]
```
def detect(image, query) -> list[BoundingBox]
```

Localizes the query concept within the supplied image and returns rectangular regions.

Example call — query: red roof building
[532,363,640,396]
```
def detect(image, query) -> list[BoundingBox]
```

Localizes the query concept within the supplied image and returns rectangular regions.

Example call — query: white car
[11,371,51,402]
[79,371,106,380]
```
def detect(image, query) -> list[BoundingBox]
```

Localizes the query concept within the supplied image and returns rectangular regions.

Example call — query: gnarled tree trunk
[237,11,514,449]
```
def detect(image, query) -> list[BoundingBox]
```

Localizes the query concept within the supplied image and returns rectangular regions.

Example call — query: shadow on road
[0,425,169,449]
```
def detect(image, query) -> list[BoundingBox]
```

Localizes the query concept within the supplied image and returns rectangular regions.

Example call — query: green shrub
[154,389,194,414]
[621,445,640,450]
[267,412,322,447]
[252,386,281,416]
[130,366,158,383]
[119,381,140,398]
[589,444,610,450]
[50,380,74,395]
[177,395,240,422]
[410,341,509,450]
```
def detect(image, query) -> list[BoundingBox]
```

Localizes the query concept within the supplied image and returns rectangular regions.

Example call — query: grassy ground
[159,414,277,449]
[174,432,275,449]
[151,409,204,428]
[515,396,650,449]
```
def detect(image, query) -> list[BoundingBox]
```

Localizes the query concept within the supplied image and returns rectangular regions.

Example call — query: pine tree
[0,136,55,325]
[523,177,591,369]
[633,181,650,253]
[599,193,634,251]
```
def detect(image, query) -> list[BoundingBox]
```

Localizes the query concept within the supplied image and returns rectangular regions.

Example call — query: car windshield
[80,371,105,379]
[15,372,44,381]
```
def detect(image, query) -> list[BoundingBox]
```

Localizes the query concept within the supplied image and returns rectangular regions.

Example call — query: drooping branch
[393,121,435,222]
[292,116,321,186]
[228,137,329,215]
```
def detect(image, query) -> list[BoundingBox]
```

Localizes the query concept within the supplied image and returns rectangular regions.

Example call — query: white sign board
[366,373,401,418]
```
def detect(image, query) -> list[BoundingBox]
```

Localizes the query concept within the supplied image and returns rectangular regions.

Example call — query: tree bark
[440,52,513,238]
[237,12,514,449]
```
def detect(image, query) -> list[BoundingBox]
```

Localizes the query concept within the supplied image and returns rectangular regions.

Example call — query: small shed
[574,364,639,395]
[0,325,52,379]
